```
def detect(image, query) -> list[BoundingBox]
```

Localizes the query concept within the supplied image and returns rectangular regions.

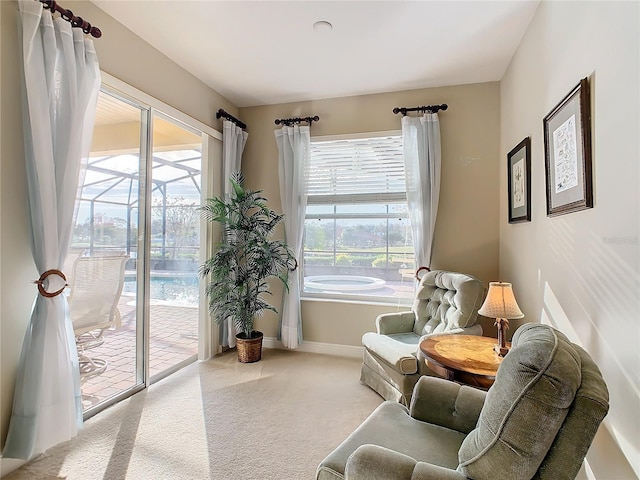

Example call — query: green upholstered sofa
[360,270,485,406]
[317,323,609,480]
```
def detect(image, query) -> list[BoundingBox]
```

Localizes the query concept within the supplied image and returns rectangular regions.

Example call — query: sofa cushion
[457,324,581,480]
[362,332,420,375]
[413,270,485,335]
[316,402,467,480]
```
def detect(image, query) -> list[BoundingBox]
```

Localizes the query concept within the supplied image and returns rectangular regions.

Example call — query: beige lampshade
[478,282,524,320]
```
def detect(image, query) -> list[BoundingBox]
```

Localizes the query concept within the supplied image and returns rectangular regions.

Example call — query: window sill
[301,293,412,308]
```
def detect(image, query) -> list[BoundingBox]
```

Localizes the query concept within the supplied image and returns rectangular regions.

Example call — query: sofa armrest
[409,376,486,434]
[376,311,415,335]
[345,445,467,480]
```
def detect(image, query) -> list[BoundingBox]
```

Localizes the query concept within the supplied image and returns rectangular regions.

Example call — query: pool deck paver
[79,296,198,410]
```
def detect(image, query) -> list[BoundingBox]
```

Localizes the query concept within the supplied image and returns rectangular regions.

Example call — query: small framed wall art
[507,137,531,223]
[543,77,593,217]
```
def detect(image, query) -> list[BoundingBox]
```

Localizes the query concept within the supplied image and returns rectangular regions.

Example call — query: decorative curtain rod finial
[216,108,247,129]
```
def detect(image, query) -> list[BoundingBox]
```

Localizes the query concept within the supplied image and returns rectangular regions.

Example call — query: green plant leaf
[199,171,295,335]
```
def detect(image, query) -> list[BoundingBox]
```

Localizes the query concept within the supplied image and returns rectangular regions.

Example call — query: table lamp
[478,282,524,356]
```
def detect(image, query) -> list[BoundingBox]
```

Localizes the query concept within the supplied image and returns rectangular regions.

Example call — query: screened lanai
[74,148,202,271]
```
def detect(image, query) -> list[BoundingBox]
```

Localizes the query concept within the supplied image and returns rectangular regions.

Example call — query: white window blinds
[309,133,405,204]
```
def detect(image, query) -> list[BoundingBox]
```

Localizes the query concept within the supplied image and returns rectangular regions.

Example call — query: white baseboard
[263,336,363,359]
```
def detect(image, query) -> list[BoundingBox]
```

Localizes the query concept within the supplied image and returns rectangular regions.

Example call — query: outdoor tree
[152,196,199,259]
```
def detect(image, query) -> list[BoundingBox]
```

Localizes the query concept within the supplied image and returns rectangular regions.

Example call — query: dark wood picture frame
[543,77,593,217]
[507,137,531,223]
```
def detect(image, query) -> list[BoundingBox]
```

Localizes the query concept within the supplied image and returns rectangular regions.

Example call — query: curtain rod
[393,104,448,116]
[216,109,247,130]
[274,115,320,127]
[39,0,102,38]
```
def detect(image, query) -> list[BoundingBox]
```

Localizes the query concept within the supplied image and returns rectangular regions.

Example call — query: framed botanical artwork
[543,77,593,217]
[507,137,531,223]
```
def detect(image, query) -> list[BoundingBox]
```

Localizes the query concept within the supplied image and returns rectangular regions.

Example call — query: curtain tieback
[33,269,68,298]
[415,266,430,281]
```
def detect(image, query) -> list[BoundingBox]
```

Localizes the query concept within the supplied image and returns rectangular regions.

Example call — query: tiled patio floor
[80,293,198,409]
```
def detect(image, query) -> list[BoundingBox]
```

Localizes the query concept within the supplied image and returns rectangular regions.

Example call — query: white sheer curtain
[3,1,100,460]
[220,119,248,348]
[274,125,309,349]
[401,114,441,270]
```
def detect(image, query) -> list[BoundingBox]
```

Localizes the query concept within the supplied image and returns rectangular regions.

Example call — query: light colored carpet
[4,348,382,480]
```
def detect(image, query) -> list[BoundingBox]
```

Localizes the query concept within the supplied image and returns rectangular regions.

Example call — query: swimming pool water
[123,275,200,305]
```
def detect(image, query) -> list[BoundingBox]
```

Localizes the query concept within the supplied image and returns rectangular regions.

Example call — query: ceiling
[90,1,540,108]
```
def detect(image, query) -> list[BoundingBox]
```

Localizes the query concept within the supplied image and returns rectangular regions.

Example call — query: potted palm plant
[199,172,295,363]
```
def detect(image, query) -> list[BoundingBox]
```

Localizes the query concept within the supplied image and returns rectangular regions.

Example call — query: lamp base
[495,318,510,357]
[494,344,509,357]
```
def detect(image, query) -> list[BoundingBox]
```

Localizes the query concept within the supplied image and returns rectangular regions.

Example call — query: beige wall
[240,82,501,344]
[0,0,233,455]
[500,1,639,478]
[65,1,238,129]
[0,0,36,458]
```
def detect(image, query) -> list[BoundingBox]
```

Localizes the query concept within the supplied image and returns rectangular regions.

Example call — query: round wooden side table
[419,334,507,389]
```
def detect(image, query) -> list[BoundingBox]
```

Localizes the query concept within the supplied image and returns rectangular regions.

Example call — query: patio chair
[67,253,129,382]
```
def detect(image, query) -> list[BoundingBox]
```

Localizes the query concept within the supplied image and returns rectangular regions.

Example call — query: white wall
[500,1,639,478]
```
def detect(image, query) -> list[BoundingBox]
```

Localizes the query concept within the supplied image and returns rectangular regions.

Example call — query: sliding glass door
[70,85,209,416]
[148,113,202,381]
[70,89,144,410]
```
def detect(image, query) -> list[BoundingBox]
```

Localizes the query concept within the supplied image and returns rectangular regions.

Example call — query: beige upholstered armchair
[361,269,486,405]
[317,323,609,480]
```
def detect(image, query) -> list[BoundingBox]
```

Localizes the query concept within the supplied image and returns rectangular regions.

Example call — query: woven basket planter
[236,331,264,363]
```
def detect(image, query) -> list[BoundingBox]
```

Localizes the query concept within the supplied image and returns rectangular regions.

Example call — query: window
[303,132,415,302]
